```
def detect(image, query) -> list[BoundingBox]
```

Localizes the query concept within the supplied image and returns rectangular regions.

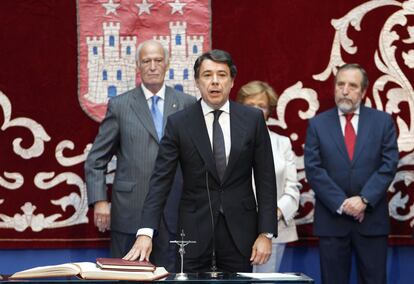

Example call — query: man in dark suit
[304,63,399,284]
[124,49,278,272]
[85,40,196,271]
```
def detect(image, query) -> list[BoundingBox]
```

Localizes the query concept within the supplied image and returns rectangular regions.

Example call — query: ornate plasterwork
[268,81,319,130]
[0,91,90,231]
[0,91,50,159]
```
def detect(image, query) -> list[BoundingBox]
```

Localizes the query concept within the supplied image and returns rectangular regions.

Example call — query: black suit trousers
[182,213,252,273]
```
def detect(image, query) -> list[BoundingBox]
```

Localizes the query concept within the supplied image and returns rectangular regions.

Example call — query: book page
[10,263,86,278]
[79,265,168,281]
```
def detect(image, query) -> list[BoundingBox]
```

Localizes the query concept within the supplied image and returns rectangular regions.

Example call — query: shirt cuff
[137,228,154,238]
[337,203,344,215]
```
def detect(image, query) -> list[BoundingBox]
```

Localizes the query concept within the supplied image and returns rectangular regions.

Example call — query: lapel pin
[173,103,177,108]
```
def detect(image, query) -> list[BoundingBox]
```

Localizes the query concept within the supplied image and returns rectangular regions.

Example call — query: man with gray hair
[85,40,196,270]
[305,63,398,284]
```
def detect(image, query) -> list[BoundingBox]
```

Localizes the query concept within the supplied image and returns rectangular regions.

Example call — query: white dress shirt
[200,99,231,163]
[338,106,360,135]
[141,83,166,113]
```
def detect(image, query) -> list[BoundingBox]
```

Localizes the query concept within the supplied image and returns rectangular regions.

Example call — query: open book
[96,258,155,272]
[10,262,168,281]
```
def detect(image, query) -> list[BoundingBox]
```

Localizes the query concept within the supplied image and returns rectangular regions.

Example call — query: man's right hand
[123,235,153,261]
[342,196,366,218]
[94,201,110,232]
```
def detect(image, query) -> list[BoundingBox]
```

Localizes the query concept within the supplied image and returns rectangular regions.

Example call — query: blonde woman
[237,81,301,272]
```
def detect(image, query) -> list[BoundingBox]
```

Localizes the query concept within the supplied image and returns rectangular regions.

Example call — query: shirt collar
[141,83,166,101]
[201,99,230,117]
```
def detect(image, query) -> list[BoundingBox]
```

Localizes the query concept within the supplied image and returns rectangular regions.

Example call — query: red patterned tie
[344,113,356,160]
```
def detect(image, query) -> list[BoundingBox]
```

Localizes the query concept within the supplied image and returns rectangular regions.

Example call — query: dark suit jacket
[304,105,399,236]
[85,85,196,234]
[140,100,277,258]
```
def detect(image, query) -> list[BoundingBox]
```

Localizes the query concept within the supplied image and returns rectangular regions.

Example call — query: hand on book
[96,258,155,272]
[94,201,110,232]
[123,235,152,262]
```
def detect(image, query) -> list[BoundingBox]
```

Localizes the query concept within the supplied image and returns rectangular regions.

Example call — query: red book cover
[96,258,156,272]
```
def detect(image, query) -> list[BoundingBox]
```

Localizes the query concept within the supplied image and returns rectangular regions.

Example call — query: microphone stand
[205,171,222,278]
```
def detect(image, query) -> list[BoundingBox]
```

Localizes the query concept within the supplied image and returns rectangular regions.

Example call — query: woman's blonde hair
[236,80,278,108]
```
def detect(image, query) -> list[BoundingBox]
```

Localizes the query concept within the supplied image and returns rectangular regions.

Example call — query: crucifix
[170,230,196,280]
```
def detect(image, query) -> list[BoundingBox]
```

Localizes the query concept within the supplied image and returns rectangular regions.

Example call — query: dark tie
[344,113,356,160]
[150,95,163,141]
[213,110,226,181]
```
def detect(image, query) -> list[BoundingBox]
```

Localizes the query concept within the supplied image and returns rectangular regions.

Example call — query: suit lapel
[186,101,219,181]
[130,86,159,142]
[352,106,371,165]
[163,87,179,129]
[327,109,350,163]
[222,102,246,182]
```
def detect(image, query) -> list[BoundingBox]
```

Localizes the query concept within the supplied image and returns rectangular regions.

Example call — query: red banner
[78,0,210,121]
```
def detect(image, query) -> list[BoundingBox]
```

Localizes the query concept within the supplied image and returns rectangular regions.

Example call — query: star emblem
[169,0,186,15]
[102,0,120,15]
[136,0,153,16]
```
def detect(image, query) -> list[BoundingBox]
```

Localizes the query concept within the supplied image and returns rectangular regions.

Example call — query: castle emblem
[80,20,204,121]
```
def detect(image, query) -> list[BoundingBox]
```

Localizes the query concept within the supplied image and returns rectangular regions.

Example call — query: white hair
[135,40,169,65]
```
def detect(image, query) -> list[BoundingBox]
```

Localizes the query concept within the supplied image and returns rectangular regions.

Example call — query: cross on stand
[170,230,196,280]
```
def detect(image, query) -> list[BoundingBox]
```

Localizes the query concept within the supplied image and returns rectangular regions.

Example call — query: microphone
[205,171,221,278]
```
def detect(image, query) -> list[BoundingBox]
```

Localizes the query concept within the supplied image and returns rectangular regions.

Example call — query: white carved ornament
[0,91,90,231]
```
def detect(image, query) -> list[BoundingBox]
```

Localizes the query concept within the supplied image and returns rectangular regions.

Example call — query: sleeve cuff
[137,228,154,238]
[337,203,344,215]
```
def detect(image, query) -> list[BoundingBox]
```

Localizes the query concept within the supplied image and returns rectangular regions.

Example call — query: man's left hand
[354,211,365,223]
[343,196,367,217]
[250,234,272,265]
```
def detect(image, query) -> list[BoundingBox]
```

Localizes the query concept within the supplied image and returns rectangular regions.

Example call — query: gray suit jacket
[85,85,196,234]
